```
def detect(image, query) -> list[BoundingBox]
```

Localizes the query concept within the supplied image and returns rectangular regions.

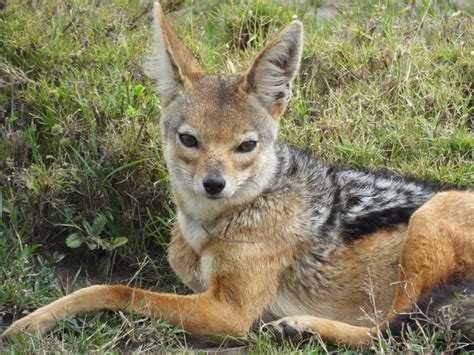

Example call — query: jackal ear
[241,21,303,119]
[144,2,205,106]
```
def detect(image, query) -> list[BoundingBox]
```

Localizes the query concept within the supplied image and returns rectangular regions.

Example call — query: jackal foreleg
[2,284,253,340]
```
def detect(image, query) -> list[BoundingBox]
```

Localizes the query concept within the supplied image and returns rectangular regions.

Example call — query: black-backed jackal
[3,2,473,349]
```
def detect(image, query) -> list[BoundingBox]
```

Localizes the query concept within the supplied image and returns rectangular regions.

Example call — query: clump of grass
[0,0,472,352]
[0,0,172,265]
[1,0,176,343]
[283,1,473,187]
[216,1,294,51]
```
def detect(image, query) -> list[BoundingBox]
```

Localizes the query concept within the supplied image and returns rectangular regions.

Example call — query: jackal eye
[236,140,257,153]
[179,133,198,148]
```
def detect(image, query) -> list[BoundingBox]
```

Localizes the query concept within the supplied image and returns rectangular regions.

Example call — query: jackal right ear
[241,21,303,119]
[145,2,205,106]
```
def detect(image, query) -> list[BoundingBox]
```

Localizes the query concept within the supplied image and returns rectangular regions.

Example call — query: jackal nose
[203,174,226,195]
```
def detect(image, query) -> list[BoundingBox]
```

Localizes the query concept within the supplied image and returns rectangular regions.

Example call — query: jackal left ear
[241,21,303,119]
[145,2,205,106]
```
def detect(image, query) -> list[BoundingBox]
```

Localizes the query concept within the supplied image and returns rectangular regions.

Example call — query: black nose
[203,174,226,195]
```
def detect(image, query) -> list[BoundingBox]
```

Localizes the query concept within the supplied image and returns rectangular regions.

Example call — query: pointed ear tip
[153,1,164,17]
[288,20,303,34]
[281,20,303,41]
[290,20,303,27]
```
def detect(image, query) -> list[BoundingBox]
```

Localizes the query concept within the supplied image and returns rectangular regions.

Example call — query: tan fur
[261,227,406,326]
[2,3,473,349]
[272,191,474,346]
[389,191,474,316]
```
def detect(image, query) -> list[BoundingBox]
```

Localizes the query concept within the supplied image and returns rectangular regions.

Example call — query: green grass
[1,0,473,352]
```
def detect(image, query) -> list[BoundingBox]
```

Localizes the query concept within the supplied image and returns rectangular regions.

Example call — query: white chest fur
[199,253,214,287]
[177,211,209,252]
[177,211,214,291]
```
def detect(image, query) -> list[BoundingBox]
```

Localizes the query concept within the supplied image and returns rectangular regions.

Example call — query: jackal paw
[266,317,315,343]
[1,310,56,340]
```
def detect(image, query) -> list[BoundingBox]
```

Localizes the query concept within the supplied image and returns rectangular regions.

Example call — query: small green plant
[66,213,128,252]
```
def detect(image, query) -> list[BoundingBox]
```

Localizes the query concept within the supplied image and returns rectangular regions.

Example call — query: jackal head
[146,2,302,221]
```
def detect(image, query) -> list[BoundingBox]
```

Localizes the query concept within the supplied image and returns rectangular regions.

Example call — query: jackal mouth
[205,194,225,200]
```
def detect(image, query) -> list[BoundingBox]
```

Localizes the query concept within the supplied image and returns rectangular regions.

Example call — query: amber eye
[237,140,257,153]
[179,133,198,148]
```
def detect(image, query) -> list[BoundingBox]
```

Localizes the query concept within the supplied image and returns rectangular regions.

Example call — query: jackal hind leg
[388,191,474,318]
[267,191,474,348]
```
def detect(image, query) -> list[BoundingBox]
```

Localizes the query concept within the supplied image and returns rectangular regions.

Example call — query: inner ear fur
[241,21,303,119]
[145,2,205,105]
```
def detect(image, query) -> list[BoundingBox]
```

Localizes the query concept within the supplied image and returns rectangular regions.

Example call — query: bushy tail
[386,278,474,349]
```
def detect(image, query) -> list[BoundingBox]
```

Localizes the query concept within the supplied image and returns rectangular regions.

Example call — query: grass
[0,0,472,352]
